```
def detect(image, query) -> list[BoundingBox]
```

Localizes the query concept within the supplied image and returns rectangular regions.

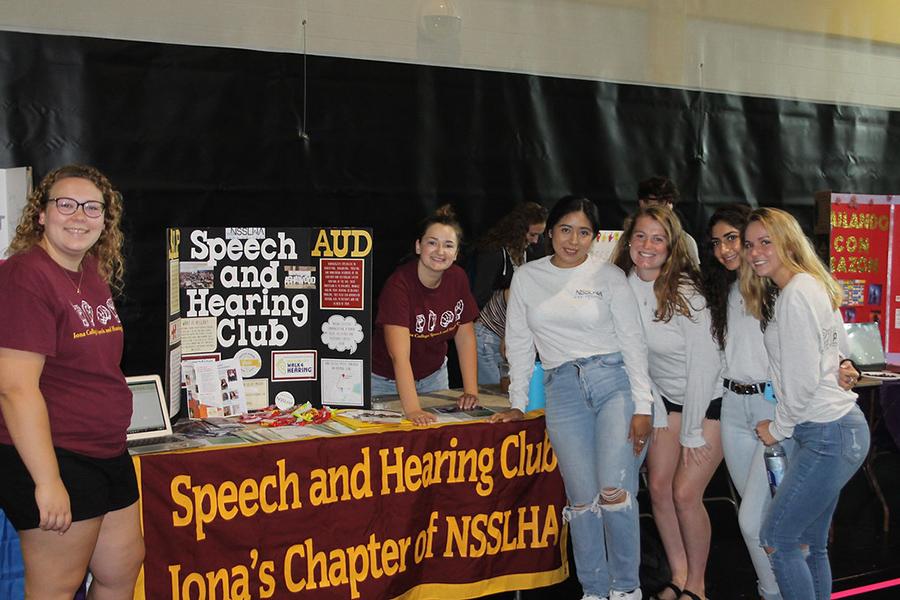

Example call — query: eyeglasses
[48,197,106,218]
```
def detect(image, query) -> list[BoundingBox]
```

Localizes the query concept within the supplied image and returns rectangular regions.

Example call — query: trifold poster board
[165,227,373,418]
[816,192,900,364]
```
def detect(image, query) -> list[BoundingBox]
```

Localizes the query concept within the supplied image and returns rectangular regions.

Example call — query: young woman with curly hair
[0,165,143,599]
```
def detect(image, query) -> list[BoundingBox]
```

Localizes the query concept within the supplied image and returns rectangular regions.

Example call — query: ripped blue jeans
[760,406,869,600]
[543,352,644,597]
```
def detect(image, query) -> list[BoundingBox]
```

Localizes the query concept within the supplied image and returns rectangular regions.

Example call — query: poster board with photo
[817,192,900,363]
[166,227,373,416]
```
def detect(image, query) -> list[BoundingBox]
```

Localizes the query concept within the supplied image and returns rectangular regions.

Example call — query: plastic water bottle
[526,361,545,411]
[764,444,787,497]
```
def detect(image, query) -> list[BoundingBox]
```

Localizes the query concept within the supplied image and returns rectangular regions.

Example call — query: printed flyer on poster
[166,227,373,414]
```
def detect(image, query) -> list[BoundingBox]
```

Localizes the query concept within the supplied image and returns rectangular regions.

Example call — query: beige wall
[2,0,899,109]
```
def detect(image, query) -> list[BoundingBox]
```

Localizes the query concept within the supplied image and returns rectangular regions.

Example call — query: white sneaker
[581,595,608,600]
[609,589,642,600]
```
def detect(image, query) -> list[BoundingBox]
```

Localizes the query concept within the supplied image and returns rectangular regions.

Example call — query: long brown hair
[611,206,701,322]
[8,165,126,293]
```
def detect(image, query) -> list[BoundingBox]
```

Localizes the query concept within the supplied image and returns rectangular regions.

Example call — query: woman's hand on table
[35,478,72,534]
[457,393,478,410]
[405,410,438,426]
[490,409,525,423]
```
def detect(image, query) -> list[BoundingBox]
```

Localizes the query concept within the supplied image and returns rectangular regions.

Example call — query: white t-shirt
[723,282,769,383]
[505,255,653,414]
[628,272,723,447]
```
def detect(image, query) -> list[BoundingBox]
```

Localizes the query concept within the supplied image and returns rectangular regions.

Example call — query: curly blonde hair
[611,206,702,322]
[739,207,842,327]
[7,165,126,294]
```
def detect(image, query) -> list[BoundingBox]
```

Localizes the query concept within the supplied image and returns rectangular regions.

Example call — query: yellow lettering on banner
[500,429,557,479]
[283,534,412,599]
[379,438,496,497]
[168,562,251,600]
[443,505,559,558]
[171,475,194,527]
[310,229,373,257]
[169,459,304,541]
[309,448,374,506]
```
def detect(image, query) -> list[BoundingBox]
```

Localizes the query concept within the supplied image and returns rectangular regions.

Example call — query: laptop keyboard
[128,435,184,448]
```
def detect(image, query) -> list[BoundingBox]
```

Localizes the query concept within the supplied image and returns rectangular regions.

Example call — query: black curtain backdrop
[2,30,899,377]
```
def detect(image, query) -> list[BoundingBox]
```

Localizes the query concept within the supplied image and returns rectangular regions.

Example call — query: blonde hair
[8,165,126,294]
[611,206,702,322]
[739,207,842,325]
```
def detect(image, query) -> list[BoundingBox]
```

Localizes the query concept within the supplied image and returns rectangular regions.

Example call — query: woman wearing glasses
[0,165,143,598]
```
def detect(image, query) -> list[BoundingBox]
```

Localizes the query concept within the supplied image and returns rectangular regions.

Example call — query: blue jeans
[475,321,503,385]
[370,358,449,397]
[760,406,869,600]
[543,352,643,597]
[721,387,781,600]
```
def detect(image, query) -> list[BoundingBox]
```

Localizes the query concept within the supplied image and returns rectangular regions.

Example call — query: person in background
[497,195,652,600]
[370,205,480,425]
[469,201,548,386]
[0,165,144,599]
[612,206,722,600]
[637,175,700,266]
[742,207,869,600]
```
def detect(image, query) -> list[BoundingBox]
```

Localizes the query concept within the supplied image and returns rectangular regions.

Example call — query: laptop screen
[843,322,886,371]
[126,375,172,440]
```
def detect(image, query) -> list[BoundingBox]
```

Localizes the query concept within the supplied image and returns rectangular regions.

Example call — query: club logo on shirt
[821,327,839,350]
[413,300,466,337]
[71,297,122,339]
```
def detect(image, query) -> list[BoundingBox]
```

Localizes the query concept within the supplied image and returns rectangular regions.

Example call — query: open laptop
[843,322,900,380]
[126,375,204,454]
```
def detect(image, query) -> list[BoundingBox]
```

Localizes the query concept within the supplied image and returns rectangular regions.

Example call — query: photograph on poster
[179,261,214,288]
[283,264,317,289]
[868,283,882,306]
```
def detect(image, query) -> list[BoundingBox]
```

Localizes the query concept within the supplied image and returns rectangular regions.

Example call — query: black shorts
[662,396,723,421]
[0,444,138,531]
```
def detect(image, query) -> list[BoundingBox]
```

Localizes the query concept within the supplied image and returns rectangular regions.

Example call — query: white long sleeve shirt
[723,282,769,383]
[505,255,653,415]
[628,272,723,448]
[764,273,857,441]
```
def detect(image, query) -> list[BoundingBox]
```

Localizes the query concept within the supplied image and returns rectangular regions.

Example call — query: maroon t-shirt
[372,260,478,380]
[0,246,131,458]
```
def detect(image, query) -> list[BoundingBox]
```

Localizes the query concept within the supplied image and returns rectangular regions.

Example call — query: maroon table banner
[135,417,568,599]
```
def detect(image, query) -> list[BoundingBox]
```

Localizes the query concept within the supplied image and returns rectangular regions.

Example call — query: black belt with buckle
[723,378,766,395]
